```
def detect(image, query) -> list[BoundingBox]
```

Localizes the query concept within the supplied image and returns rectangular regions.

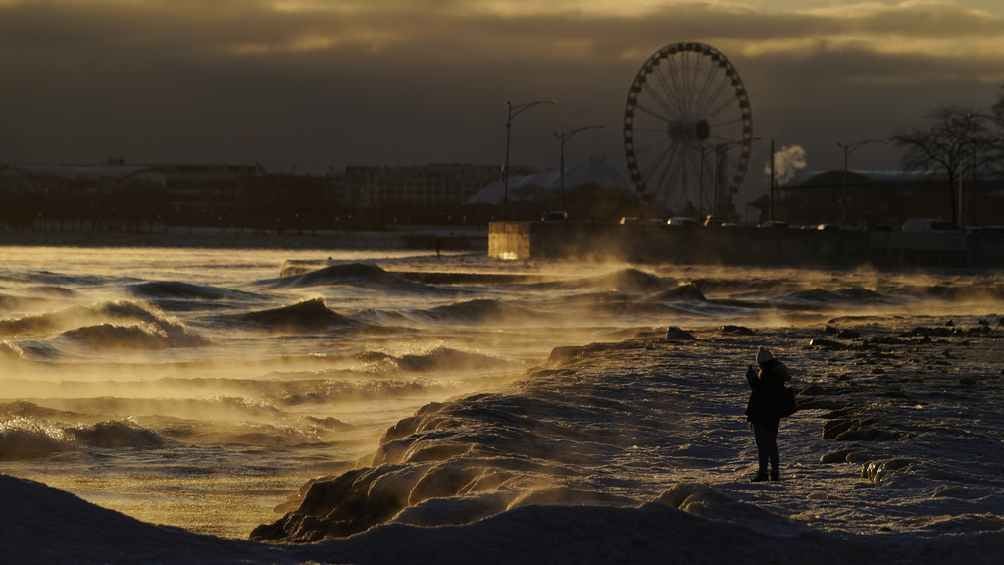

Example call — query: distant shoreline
[0,226,487,251]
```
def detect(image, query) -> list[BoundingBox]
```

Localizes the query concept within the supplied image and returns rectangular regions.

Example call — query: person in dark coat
[745,346,790,482]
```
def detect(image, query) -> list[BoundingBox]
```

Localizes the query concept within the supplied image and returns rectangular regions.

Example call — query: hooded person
[745,346,791,482]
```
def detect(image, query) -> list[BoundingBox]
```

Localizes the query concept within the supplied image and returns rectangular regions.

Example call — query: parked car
[666,217,699,228]
[541,210,569,223]
[901,218,958,232]
[757,221,789,229]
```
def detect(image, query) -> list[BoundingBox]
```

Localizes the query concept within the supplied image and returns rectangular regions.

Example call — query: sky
[2,0,1003,200]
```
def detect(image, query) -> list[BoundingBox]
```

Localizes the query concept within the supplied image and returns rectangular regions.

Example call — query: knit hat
[756,346,774,365]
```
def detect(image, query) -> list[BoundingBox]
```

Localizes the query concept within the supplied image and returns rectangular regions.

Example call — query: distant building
[335,163,501,210]
[0,160,337,230]
[0,161,260,195]
[468,155,630,205]
[777,170,1004,227]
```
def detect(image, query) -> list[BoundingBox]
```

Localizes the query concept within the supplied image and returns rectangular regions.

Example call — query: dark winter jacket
[745,358,790,423]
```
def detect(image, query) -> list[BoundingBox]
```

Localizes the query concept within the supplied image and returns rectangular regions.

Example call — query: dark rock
[665,326,696,341]
[945,320,955,327]
[720,325,754,336]
[823,419,856,439]
[837,329,861,339]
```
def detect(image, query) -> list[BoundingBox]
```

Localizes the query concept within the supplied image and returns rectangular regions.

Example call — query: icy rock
[861,458,913,484]
[838,428,899,441]
[508,487,635,510]
[546,345,583,367]
[407,463,481,505]
[392,492,514,527]
[819,449,856,464]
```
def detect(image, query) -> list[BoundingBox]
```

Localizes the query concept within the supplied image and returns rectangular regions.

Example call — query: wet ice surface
[255,322,1004,543]
[1,246,1003,545]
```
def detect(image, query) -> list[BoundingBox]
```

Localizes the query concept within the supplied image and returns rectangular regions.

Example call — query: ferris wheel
[623,42,753,216]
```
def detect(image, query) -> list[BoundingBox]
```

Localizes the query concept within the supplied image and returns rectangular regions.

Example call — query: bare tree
[892,106,1001,226]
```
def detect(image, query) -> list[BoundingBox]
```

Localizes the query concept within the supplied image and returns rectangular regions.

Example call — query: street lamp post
[503,99,555,219]
[957,112,998,228]
[770,138,776,222]
[554,125,604,213]
[836,138,885,225]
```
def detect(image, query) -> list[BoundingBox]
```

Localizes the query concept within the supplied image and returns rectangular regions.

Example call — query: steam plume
[765,145,808,186]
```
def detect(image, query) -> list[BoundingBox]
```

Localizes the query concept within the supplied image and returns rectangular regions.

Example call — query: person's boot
[751,471,769,482]
[770,469,780,482]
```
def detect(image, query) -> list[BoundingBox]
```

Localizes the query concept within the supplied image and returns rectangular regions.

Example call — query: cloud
[0,0,1001,191]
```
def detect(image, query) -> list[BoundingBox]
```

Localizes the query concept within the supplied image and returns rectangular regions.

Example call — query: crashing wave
[224,298,362,333]
[270,263,439,294]
[544,268,670,294]
[65,420,165,449]
[646,283,707,302]
[127,281,261,301]
[0,300,198,342]
[415,299,535,324]
[781,287,897,306]
[59,323,206,349]
[0,293,50,313]
[0,417,70,460]
[358,347,510,373]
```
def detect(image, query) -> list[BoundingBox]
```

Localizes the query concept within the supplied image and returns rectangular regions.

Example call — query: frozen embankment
[11,473,996,565]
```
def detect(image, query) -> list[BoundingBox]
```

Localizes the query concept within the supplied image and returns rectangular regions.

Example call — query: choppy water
[1,246,1002,539]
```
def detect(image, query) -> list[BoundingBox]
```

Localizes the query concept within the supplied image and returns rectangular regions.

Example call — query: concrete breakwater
[489,222,1004,268]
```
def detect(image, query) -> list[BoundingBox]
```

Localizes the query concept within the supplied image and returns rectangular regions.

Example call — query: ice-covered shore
[6,319,1004,563]
[250,319,1003,559]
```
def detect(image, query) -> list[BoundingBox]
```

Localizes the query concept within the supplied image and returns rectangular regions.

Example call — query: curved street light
[554,125,604,212]
[503,99,556,218]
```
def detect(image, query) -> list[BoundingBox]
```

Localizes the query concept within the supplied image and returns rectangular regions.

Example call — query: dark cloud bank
[1,1,1002,200]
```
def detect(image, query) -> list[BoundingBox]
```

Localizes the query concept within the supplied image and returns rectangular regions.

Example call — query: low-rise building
[335,163,501,210]
[776,170,1004,227]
